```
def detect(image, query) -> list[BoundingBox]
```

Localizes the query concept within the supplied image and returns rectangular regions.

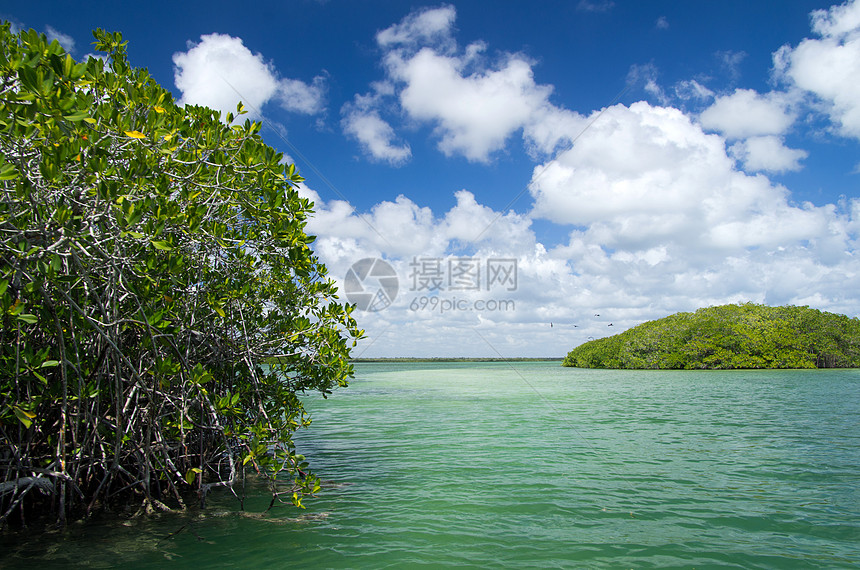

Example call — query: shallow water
[3,362,859,568]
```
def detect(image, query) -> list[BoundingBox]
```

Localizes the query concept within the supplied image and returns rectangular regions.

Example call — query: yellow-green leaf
[291,492,304,509]
[124,130,146,139]
[13,406,36,428]
[184,467,202,485]
[151,240,172,251]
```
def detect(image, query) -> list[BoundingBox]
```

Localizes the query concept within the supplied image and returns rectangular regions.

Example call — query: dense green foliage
[0,26,362,527]
[563,303,860,369]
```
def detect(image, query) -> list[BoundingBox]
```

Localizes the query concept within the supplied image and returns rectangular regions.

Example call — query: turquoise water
[3,362,859,568]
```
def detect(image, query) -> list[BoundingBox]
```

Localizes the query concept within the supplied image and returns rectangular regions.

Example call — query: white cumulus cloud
[388,47,554,162]
[376,4,457,51]
[775,0,860,139]
[45,25,75,53]
[700,88,795,139]
[341,87,411,165]
[343,6,573,163]
[342,109,412,165]
[173,33,325,120]
[729,135,808,172]
[529,101,835,255]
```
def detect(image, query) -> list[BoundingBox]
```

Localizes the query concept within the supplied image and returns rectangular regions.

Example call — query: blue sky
[5,1,860,357]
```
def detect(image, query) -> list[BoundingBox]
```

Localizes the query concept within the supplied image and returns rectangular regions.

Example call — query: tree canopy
[563,303,860,370]
[0,25,362,527]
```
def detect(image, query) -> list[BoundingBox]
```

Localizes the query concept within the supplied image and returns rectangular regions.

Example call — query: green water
[3,362,859,568]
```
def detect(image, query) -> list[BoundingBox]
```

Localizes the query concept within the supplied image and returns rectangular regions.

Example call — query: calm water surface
[3,362,859,568]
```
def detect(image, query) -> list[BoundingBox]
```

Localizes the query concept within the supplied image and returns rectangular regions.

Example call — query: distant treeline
[351,357,563,363]
[563,303,860,369]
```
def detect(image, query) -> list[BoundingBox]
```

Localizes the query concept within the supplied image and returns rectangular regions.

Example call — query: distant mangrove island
[563,303,860,370]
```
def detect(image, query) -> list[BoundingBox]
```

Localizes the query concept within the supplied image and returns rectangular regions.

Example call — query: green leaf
[0,163,18,180]
[16,314,38,324]
[71,62,88,80]
[191,363,214,384]
[63,110,90,122]
[39,360,60,368]
[151,240,172,251]
[12,406,36,428]
[146,309,163,326]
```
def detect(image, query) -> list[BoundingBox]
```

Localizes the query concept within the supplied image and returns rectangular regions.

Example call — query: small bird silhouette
[608,323,614,326]
[594,313,600,316]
